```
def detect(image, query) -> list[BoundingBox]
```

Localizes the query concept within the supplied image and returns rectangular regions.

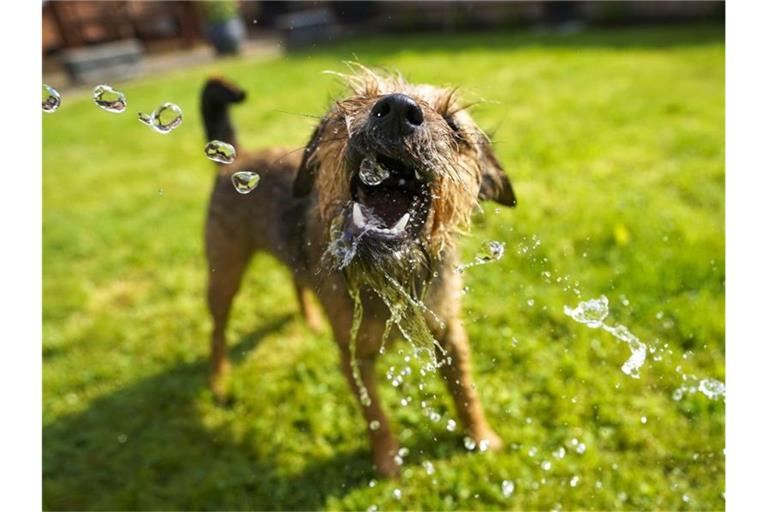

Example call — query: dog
[201,67,516,476]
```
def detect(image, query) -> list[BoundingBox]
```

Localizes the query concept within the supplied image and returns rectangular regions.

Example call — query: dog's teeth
[352,202,366,228]
[392,213,410,232]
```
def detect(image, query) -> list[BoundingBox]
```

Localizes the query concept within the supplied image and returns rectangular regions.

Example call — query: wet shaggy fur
[202,67,516,476]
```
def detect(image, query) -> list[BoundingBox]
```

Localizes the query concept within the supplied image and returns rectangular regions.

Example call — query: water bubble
[359,158,390,186]
[369,420,380,431]
[446,419,457,432]
[92,84,127,113]
[463,437,477,451]
[149,102,183,134]
[231,171,261,194]
[553,447,566,459]
[502,480,515,497]
[42,84,61,113]
[570,475,580,487]
[541,460,552,471]
[204,140,237,164]
[423,460,435,475]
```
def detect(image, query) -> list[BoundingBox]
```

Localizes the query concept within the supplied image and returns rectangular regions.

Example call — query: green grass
[43,26,724,511]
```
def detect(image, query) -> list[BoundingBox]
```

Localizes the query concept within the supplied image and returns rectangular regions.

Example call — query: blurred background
[43,2,725,511]
[43,1,723,87]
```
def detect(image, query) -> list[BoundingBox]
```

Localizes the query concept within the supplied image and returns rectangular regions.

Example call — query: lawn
[43,25,724,511]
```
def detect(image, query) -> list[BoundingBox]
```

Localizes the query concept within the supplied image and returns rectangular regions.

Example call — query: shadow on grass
[42,314,378,511]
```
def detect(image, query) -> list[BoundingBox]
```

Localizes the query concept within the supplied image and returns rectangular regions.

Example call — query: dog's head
[295,66,515,298]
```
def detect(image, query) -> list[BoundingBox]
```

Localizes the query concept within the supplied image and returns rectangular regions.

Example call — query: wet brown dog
[201,67,516,476]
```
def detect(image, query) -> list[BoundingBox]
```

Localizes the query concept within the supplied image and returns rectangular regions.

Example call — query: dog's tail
[200,77,247,149]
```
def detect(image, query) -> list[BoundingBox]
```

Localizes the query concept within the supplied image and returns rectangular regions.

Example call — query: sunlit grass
[43,25,724,511]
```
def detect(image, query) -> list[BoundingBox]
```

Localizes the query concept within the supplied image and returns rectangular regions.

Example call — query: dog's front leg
[338,349,400,477]
[436,317,503,452]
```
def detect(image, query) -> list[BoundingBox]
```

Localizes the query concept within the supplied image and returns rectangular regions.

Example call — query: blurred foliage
[43,25,724,510]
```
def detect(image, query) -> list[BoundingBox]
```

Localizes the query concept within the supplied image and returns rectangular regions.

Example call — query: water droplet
[138,112,153,126]
[369,420,380,431]
[423,460,435,475]
[528,447,538,457]
[367,505,378,512]
[698,378,726,400]
[682,494,690,503]
[368,479,377,487]
[541,460,552,471]
[478,439,490,452]
[641,416,648,424]
[231,171,261,194]
[149,102,183,133]
[564,295,609,328]
[204,140,236,164]
[576,442,587,454]
[463,437,477,451]
[502,480,515,497]
[392,488,402,500]
[527,299,535,307]
[565,296,647,378]
[553,447,566,459]
[117,434,128,443]
[479,240,505,262]
[42,84,61,113]
[92,84,127,113]
[359,158,390,186]
[446,419,457,432]
[570,475,580,487]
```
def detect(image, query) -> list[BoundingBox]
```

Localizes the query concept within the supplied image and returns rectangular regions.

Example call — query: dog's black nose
[370,94,424,136]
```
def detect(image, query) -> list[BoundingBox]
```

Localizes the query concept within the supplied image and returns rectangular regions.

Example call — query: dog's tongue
[361,188,412,227]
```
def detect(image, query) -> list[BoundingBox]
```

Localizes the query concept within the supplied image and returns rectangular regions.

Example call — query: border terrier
[201,67,516,476]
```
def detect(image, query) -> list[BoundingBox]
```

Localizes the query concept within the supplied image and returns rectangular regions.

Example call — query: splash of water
[204,140,236,164]
[92,84,127,113]
[456,240,505,273]
[42,84,61,113]
[564,295,647,378]
[673,377,725,401]
[231,171,261,194]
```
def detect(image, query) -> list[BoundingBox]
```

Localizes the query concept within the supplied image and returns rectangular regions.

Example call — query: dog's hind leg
[293,280,324,333]
[436,318,503,452]
[205,220,252,400]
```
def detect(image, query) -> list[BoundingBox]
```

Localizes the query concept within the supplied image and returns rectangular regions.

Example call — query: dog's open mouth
[347,154,431,241]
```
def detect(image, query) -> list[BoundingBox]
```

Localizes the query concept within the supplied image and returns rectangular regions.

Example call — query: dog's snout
[370,94,424,135]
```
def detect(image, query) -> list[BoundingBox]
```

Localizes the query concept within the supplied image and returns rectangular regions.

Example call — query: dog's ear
[293,120,326,197]
[478,145,516,206]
